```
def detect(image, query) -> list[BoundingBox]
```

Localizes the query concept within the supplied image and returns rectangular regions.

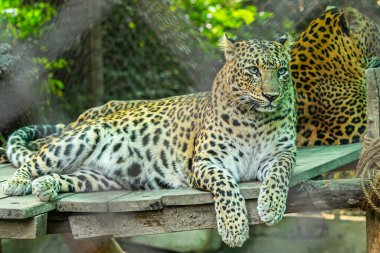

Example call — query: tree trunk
[88,0,104,107]
[365,67,380,253]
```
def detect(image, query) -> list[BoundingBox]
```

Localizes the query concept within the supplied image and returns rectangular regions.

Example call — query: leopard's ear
[219,33,237,62]
[277,33,293,51]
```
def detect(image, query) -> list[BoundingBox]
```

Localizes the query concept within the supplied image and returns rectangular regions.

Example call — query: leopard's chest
[213,122,280,182]
[233,134,278,181]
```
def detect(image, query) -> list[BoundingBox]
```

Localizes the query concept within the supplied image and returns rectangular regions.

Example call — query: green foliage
[0,0,274,123]
[170,0,271,44]
[0,0,56,40]
[0,1,66,103]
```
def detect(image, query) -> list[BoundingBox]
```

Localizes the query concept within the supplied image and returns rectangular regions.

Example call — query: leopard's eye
[278,67,288,75]
[248,67,260,76]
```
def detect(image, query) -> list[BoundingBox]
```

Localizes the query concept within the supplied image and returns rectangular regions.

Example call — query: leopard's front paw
[215,196,249,247]
[257,181,287,225]
[3,176,32,196]
[32,176,59,202]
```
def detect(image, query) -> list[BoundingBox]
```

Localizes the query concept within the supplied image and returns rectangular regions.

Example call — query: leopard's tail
[3,124,65,167]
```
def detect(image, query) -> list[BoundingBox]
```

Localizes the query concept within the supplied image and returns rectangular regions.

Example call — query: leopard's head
[344,7,380,58]
[218,34,293,113]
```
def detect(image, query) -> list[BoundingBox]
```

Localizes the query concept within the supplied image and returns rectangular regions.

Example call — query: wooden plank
[0,183,9,200]
[70,203,257,239]
[161,181,261,206]
[0,165,15,182]
[57,191,132,212]
[290,143,362,186]
[0,164,12,169]
[108,190,168,212]
[0,213,47,239]
[69,178,362,239]
[365,67,380,253]
[0,193,73,219]
[55,181,261,213]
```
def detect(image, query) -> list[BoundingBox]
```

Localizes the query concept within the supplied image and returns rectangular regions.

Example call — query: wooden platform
[0,143,363,240]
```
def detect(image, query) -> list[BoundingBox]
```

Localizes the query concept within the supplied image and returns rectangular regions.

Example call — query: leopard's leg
[32,167,123,201]
[3,125,100,196]
[257,150,296,225]
[192,156,249,248]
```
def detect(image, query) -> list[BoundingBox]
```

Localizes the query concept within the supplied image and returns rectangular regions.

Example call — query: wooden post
[88,0,104,106]
[365,68,380,253]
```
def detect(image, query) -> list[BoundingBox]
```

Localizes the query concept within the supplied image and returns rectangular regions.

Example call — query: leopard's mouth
[249,99,279,113]
[254,104,278,113]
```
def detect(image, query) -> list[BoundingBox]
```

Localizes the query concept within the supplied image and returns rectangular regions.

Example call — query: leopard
[291,6,380,147]
[2,34,296,247]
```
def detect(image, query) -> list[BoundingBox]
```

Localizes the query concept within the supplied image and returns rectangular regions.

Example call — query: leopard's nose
[262,93,279,102]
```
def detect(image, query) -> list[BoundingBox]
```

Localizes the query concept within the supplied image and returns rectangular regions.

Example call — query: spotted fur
[292,7,380,146]
[2,35,296,247]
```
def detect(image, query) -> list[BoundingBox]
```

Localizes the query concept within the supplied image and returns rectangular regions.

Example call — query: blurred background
[0,0,379,140]
[0,0,379,252]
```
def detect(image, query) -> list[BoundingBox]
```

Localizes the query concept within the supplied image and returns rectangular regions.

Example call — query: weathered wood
[46,212,71,234]
[0,163,13,169]
[162,182,262,206]
[69,178,362,239]
[290,143,362,186]
[62,233,125,253]
[287,178,363,212]
[0,193,73,219]
[0,183,8,200]
[0,213,46,239]
[57,191,132,212]
[367,209,380,253]
[0,165,15,182]
[108,189,167,212]
[365,67,380,253]
[366,68,380,138]
[0,166,14,200]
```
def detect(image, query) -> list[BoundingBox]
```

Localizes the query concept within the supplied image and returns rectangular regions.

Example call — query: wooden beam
[365,67,380,253]
[68,178,363,239]
[61,234,125,253]
[0,193,73,219]
[0,213,46,239]
[290,143,362,187]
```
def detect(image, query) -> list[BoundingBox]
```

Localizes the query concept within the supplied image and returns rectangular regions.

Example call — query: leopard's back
[292,7,380,146]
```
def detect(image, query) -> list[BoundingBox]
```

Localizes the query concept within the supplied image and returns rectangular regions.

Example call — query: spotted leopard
[291,7,380,146]
[2,34,296,247]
